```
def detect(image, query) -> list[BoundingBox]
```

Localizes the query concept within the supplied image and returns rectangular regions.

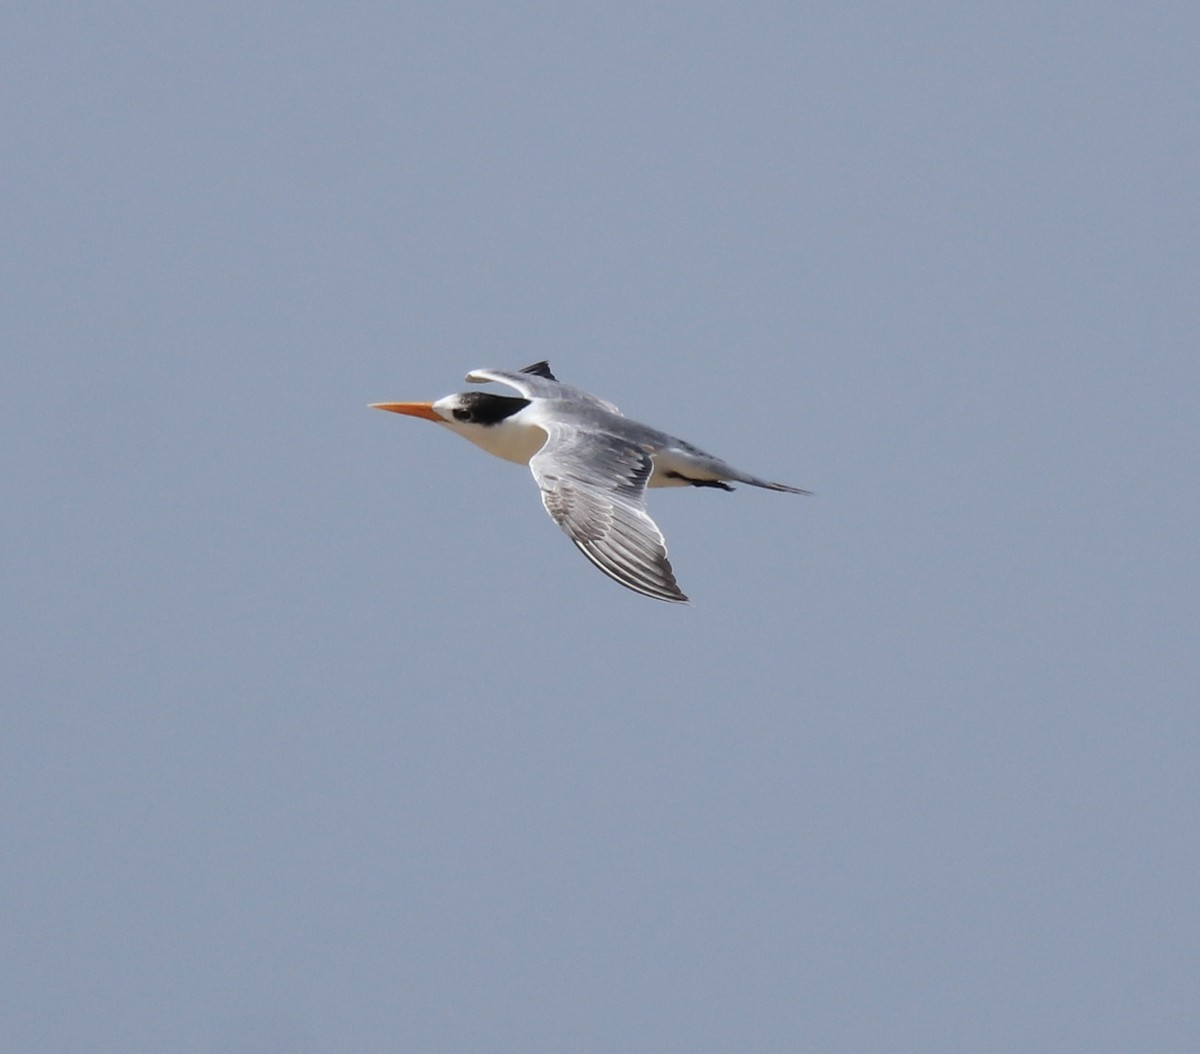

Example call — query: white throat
[443,416,548,465]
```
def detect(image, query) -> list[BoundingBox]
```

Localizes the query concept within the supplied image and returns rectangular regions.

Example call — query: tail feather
[734,474,811,495]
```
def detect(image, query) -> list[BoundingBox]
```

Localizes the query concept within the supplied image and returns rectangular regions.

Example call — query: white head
[370,391,544,464]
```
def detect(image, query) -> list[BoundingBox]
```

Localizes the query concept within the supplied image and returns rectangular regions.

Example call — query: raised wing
[465,364,622,414]
[530,427,687,603]
[519,360,557,380]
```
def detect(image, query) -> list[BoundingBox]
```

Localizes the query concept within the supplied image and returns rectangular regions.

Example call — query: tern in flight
[371,362,808,603]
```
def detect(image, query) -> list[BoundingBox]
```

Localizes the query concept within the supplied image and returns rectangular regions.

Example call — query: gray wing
[530,427,688,603]
[465,366,622,414]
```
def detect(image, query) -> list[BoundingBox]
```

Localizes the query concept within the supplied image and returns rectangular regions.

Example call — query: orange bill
[369,401,441,421]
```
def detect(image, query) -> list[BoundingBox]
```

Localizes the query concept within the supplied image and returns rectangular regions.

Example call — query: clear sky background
[4,3,1197,1051]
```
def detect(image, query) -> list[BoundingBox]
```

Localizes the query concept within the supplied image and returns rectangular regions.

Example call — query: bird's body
[371,362,808,603]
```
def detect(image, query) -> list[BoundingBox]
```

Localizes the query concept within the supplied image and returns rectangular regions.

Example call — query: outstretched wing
[465,364,622,414]
[530,427,687,603]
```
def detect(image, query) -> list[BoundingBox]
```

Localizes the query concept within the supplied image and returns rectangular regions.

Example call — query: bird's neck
[447,416,549,465]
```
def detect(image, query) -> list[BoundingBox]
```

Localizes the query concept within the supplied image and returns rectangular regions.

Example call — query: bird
[370,361,809,603]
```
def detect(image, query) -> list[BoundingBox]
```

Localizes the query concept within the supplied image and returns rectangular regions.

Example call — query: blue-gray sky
[4,3,1197,1051]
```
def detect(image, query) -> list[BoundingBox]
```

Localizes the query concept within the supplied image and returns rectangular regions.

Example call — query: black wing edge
[519,360,557,380]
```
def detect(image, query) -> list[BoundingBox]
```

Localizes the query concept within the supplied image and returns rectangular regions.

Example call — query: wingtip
[655,583,691,604]
[648,587,690,604]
